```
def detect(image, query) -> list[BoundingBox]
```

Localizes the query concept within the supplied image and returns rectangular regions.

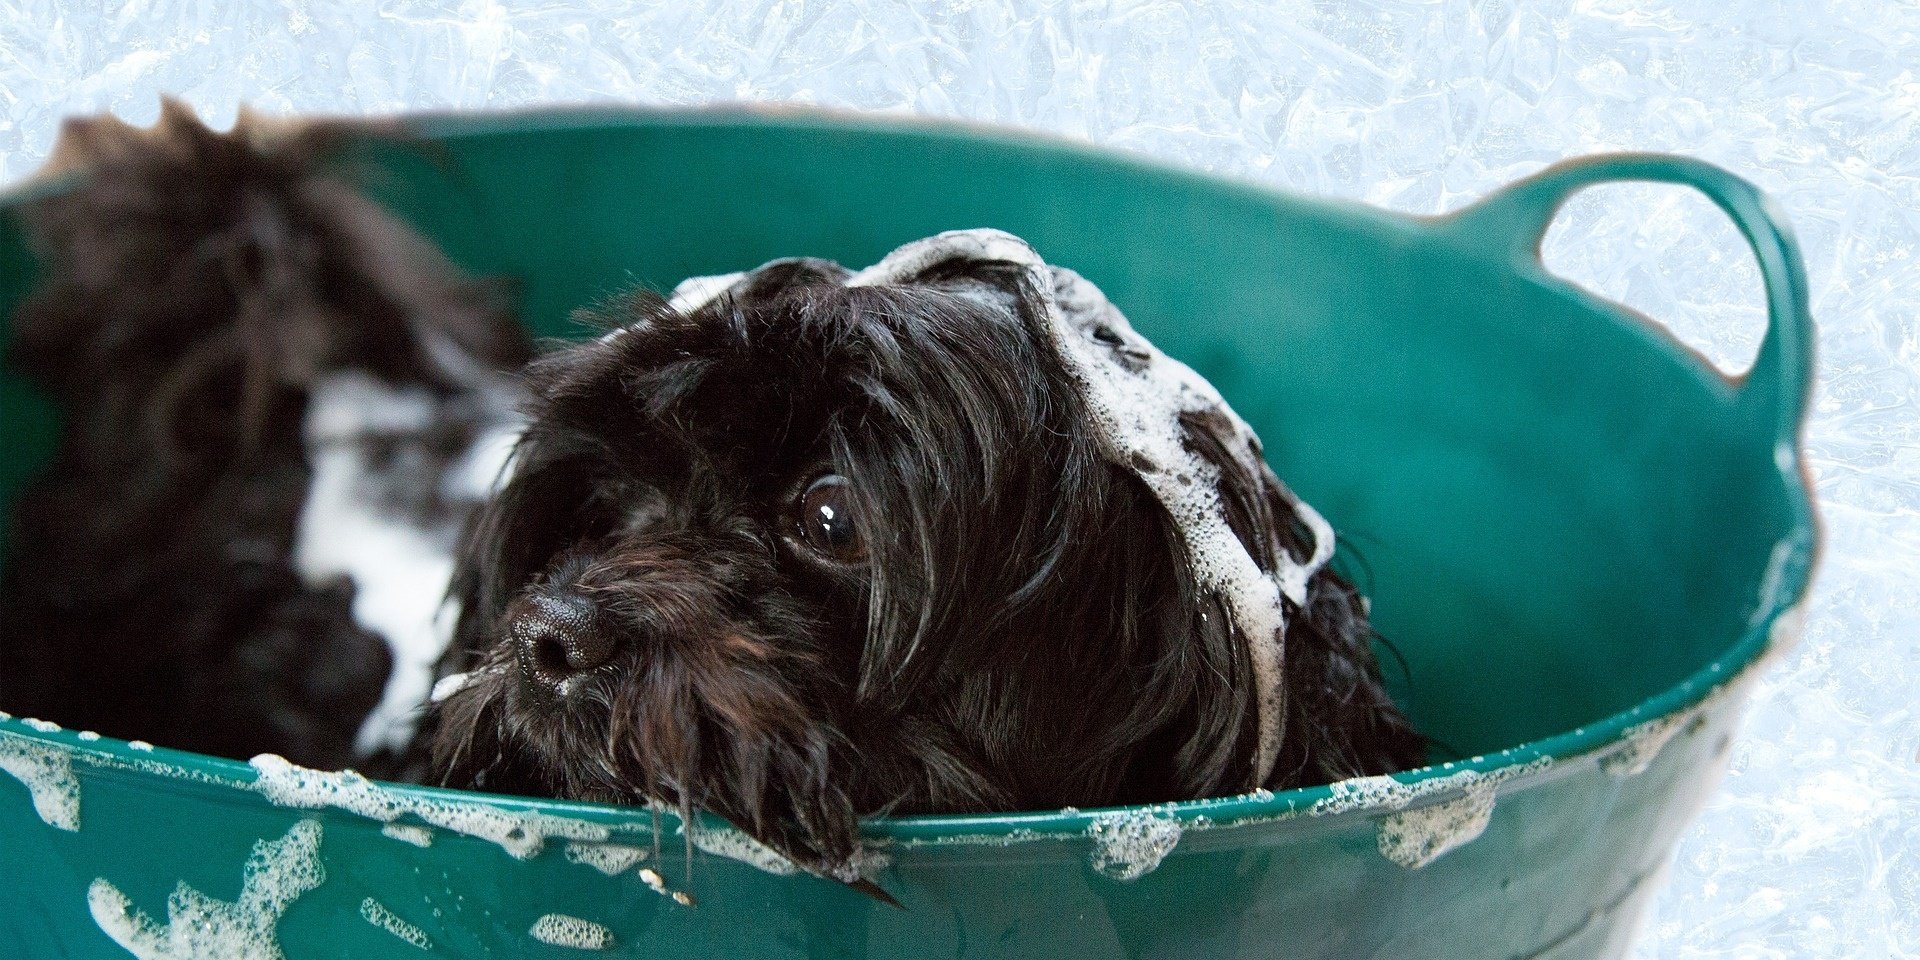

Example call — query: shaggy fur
[0,103,529,769]
[0,105,1421,900]
[417,256,1425,886]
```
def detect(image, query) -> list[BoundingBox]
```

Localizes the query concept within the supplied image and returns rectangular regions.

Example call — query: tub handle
[1449,153,1815,453]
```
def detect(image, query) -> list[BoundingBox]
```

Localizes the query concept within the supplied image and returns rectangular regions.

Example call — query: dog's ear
[1178,409,1425,787]
[1091,479,1263,803]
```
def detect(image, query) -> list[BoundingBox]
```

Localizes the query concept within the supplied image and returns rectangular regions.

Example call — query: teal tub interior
[0,107,1816,959]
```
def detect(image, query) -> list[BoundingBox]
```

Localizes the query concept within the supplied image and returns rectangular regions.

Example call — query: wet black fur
[0,104,528,768]
[0,104,1421,894]
[419,258,1425,883]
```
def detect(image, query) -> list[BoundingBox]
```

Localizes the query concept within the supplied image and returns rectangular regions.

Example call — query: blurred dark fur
[417,257,1425,888]
[0,103,528,768]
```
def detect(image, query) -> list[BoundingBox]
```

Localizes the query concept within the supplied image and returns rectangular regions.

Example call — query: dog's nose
[510,588,616,694]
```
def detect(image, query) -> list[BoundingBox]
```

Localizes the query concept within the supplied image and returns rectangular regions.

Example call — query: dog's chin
[432,661,620,796]
[426,635,866,880]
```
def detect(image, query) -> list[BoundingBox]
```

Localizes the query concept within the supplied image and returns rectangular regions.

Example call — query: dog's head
[424,231,1421,884]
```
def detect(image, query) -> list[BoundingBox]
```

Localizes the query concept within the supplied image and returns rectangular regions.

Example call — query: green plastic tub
[0,107,1816,959]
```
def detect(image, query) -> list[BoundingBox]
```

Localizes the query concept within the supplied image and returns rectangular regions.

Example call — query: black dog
[417,231,1424,885]
[0,107,1421,894]
[0,104,528,770]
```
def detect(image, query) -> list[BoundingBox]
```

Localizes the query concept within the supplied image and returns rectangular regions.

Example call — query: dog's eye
[793,474,865,564]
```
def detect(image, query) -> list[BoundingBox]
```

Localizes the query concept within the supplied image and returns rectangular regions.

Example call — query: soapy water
[88,820,326,960]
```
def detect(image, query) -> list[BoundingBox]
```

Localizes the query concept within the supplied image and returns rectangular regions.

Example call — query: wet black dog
[417,231,1424,885]
[0,106,1420,895]
[0,104,528,770]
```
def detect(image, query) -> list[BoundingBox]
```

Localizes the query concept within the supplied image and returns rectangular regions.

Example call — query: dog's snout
[510,588,616,694]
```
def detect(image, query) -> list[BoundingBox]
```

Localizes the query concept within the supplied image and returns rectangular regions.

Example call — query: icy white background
[0,0,1913,955]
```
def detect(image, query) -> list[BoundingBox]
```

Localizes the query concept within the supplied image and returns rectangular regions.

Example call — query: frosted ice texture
[0,1,1914,954]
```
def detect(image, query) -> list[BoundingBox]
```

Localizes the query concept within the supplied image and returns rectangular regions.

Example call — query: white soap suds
[428,672,472,703]
[850,846,894,878]
[88,819,325,960]
[889,826,1079,850]
[382,823,435,848]
[1378,787,1497,868]
[248,754,608,859]
[1045,258,1334,785]
[564,840,648,875]
[689,825,799,875]
[64,746,241,790]
[684,822,889,882]
[1313,769,1467,818]
[1601,712,1691,779]
[23,717,61,733]
[127,741,154,752]
[1087,811,1184,880]
[593,269,752,347]
[667,270,749,312]
[529,913,613,950]
[359,897,433,950]
[77,730,101,742]
[1312,757,1554,868]
[0,734,81,830]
